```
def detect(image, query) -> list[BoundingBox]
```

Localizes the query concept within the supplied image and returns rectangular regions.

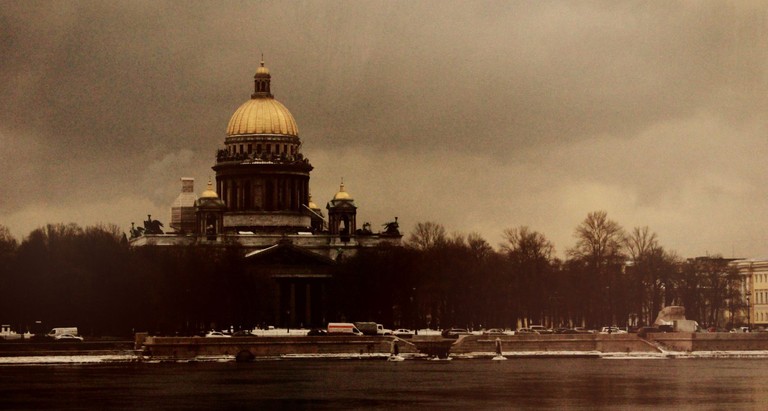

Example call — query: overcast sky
[1,1,767,258]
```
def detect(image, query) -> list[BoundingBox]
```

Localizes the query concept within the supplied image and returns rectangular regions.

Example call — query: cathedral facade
[130,61,401,327]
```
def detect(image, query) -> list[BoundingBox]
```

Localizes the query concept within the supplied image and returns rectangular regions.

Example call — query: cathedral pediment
[244,239,335,266]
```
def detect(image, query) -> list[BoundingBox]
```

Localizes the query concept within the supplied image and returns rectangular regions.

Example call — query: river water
[1,357,766,410]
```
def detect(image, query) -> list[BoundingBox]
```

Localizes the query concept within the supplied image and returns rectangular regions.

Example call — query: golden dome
[333,181,352,201]
[308,194,320,210]
[226,98,298,136]
[226,60,298,137]
[200,179,219,199]
[256,56,270,75]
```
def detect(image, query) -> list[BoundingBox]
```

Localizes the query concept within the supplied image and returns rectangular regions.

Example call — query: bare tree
[624,226,678,325]
[500,226,555,327]
[0,225,18,255]
[625,226,658,261]
[568,211,626,268]
[467,232,493,261]
[567,211,626,327]
[407,221,447,250]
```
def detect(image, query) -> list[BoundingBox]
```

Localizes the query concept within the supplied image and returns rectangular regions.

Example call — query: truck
[327,323,363,335]
[47,327,79,338]
[354,322,392,336]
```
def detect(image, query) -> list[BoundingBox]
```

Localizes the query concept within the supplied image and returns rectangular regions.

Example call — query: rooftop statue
[143,214,165,235]
[382,217,400,236]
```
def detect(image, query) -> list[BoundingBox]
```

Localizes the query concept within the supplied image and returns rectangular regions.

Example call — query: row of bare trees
[0,211,746,335]
[338,211,745,330]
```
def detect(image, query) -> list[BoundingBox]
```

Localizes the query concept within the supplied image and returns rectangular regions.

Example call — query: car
[393,329,414,338]
[232,330,254,337]
[441,328,471,338]
[599,327,627,334]
[54,334,83,342]
[555,328,578,334]
[516,328,538,334]
[529,325,553,334]
[573,327,595,334]
[307,328,327,336]
[205,331,231,338]
[483,328,509,336]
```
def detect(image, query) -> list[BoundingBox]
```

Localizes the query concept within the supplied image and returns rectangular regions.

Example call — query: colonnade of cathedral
[217,174,309,212]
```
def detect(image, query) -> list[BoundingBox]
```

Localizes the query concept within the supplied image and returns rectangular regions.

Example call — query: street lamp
[746,293,751,331]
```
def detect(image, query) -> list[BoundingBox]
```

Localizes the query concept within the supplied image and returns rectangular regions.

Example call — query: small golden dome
[256,65,270,75]
[200,179,219,199]
[256,56,270,75]
[308,194,320,210]
[333,181,352,201]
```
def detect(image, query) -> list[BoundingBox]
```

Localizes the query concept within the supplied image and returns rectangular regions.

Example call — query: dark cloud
[1,1,767,257]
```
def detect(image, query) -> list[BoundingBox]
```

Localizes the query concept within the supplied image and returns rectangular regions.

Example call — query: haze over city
[1,1,767,258]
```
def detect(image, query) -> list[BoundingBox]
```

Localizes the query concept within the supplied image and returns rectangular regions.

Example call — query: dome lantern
[252,56,272,98]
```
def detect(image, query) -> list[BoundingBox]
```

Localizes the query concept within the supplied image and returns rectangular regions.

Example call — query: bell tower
[326,181,357,243]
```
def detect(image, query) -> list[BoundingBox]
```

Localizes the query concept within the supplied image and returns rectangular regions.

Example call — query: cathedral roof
[226,60,298,137]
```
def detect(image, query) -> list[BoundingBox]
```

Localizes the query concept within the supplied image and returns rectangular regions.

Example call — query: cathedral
[130,60,402,327]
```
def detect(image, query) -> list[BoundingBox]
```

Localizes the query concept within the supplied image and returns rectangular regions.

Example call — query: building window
[267,144,271,153]
[257,144,261,154]
[248,144,252,154]
[239,144,243,153]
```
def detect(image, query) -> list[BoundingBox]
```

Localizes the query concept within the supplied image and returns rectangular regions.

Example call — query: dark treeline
[0,211,745,336]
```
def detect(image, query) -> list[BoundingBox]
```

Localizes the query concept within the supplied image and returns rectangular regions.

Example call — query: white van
[327,323,363,335]
[47,327,79,338]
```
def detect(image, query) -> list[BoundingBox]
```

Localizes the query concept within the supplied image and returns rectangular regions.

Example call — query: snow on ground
[0,355,138,365]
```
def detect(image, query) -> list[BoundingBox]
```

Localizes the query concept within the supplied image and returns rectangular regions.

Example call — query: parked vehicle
[232,330,253,337]
[54,334,83,342]
[441,328,471,338]
[529,325,553,334]
[47,327,79,339]
[599,327,627,334]
[205,331,231,338]
[393,329,414,338]
[327,323,363,335]
[307,328,327,336]
[483,328,509,336]
[516,328,538,334]
[354,322,392,336]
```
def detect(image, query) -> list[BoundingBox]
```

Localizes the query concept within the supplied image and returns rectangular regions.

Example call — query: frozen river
[1,357,766,410]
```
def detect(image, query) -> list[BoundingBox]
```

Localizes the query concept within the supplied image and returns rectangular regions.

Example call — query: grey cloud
[1,1,767,258]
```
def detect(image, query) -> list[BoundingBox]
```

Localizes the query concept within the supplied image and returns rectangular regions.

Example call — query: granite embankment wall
[140,335,418,360]
[450,334,659,354]
[0,341,134,357]
[136,332,768,360]
[649,332,768,351]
